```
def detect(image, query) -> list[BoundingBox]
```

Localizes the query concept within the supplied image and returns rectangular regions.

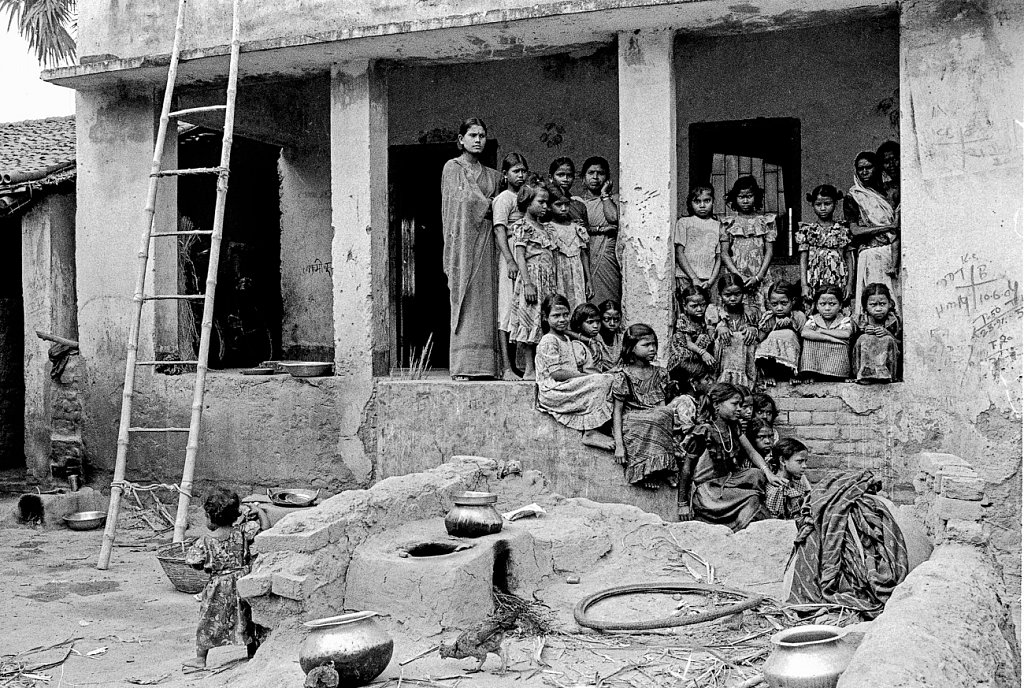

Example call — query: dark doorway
[177,128,282,369]
[388,141,498,372]
[689,118,801,264]
[0,216,25,469]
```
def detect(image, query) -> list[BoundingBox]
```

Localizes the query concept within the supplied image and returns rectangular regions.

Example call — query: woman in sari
[575,156,622,306]
[441,118,503,379]
[844,151,900,316]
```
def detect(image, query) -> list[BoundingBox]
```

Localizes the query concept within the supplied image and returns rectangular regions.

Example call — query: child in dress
[748,417,777,460]
[796,185,855,306]
[720,175,777,313]
[765,437,812,520]
[611,324,677,488]
[569,302,606,371]
[714,273,760,387]
[535,295,615,449]
[592,299,623,372]
[184,488,262,669]
[492,153,530,380]
[799,285,853,380]
[853,283,901,384]
[668,285,716,375]
[674,184,722,303]
[549,156,590,226]
[545,182,592,309]
[755,280,807,386]
[509,181,557,380]
[752,392,780,439]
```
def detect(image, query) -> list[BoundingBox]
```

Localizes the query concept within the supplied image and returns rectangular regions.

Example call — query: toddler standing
[720,176,777,314]
[546,182,592,309]
[509,181,557,380]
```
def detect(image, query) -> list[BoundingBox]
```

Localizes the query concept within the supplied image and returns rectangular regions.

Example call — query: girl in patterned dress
[549,157,590,227]
[755,280,807,386]
[668,285,716,375]
[611,324,678,488]
[799,285,853,380]
[720,176,777,313]
[509,181,557,380]
[183,488,262,669]
[592,299,623,372]
[796,185,855,306]
[853,283,901,384]
[569,302,610,372]
[492,153,530,380]
[713,273,760,387]
[535,295,615,449]
[545,182,592,309]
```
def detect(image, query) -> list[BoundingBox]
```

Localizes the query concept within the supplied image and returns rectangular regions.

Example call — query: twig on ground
[399,646,439,667]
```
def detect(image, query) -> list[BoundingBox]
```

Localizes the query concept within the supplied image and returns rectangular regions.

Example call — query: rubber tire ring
[574,582,764,631]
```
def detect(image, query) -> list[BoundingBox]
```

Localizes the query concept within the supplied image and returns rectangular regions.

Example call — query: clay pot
[444,491,503,538]
[762,625,856,688]
[299,611,394,684]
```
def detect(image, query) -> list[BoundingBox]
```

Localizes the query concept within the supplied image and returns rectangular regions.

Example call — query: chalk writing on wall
[303,258,333,276]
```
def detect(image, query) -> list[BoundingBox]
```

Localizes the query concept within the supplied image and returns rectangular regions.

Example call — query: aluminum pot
[444,491,503,538]
[299,611,393,684]
[762,625,856,688]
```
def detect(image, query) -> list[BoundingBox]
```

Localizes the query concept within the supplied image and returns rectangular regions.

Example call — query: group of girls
[670,172,902,388]
[493,154,622,380]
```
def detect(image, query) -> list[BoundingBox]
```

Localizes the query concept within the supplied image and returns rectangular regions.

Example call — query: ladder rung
[128,427,191,433]
[152,167,226,177]
[135,360,199,366]
[140,294,205,301]
[168,105,227,118]
[150,230,213,237]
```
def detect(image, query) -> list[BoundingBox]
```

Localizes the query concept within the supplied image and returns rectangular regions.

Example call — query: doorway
[388,141,498,372]
[0,216,25,470]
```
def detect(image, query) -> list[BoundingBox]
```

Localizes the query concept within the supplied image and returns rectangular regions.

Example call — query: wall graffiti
[303,258,333,276]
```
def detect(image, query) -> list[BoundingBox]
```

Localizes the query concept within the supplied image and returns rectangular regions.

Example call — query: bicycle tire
[574,582,764,631]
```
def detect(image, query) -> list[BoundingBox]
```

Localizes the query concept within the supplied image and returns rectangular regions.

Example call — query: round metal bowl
[282,362,334,378]
[64,510,107,531]
[268,488,320,508]
[451,491,497,506]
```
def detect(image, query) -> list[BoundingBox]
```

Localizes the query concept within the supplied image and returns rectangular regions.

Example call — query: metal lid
[451,491,497,505]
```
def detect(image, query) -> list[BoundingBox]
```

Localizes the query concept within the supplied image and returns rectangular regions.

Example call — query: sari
[848,176,899,315]
[577,195,622,306]
[441,157,502,377]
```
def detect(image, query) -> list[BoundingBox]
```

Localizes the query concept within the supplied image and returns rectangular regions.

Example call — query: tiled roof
[0,115,76,179]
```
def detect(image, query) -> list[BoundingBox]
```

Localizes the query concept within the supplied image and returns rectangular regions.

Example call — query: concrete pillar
[329,60,388,485]
[617,29,677,357]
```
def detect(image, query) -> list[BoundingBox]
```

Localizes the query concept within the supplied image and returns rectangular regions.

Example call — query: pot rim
[303,611,379,629]
[451,491,498,505]
[771,624,849,648]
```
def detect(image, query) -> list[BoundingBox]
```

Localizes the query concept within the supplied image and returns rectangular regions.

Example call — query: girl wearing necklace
[678,382,784,530]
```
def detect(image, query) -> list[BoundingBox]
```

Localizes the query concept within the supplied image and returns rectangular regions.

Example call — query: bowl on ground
[64,511,107,530]
[282,362,334,378]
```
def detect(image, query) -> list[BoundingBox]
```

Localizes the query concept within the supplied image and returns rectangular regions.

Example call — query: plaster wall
[387,48,619,181]
[674,14,900,214]
[21,192,78,479]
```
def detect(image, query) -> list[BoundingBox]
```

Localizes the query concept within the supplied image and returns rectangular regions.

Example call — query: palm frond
[0,0,77,67]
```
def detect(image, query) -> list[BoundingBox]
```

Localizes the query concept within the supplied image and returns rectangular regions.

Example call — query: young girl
[668,285,716,374]
[545,182,593,309]
[611,324,678,488]
[549,157,590,227]
[752,392,780,428]
[576,156,621,306]
[714,273,760,387]
[592,299,623,372]
[796,185,854,305]
[674,184,722,302]
[748,417,777,460]
[853,283,901,384]
[679,383,784,529]
[755,280,807,386]
[535,295,615,449]
[765,437,812,520]
[509,181,557,380]
[492,153,530,380]
[184,488,262,669]
[799,285,853,380]
[720,176,777,313]
[569,302,608,372]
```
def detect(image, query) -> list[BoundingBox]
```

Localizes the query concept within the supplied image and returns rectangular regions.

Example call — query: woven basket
[155,540,210,594]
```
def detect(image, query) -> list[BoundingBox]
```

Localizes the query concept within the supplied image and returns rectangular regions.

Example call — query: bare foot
[582,431,615,451]
[501,368,521,381]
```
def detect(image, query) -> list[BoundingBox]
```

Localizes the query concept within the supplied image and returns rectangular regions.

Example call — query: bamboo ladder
[97,0,242,569]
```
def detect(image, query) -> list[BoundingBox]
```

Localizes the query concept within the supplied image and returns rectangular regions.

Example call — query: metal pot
[63,511,107,531]
[444,491,503,538]
[299,611,393,684]
[762,625,856,688]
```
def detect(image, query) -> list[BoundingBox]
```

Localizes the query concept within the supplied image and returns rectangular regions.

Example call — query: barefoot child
[853,283,901,384]
[492,153,530,379]
[799,285,853,380]
[611,324,678,488]
[569,302,606,371]
[755,280,807,386]
[592,299,623,372]
[509,180,557,380]
[720,176,777,313]
[675,184,722,302]
[184,488,262,669]
[546,182,593,309]
[668,285,716,376]
[765,438,812,520]
[714,273,760,387]
[535,295,615,448]
[796,185,855,306]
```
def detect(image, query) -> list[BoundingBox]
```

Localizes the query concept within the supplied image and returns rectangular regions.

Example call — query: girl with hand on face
[755,280,807,387]
[714,273,761,388]
[575,156,622,305]
[545,183,593,309]
[492,153,530,380]
[508,179,557,380]
[534,295,616,449]
[611,324,678,489]
[796,185,854,306]
[799,284,853,380]
[720,176,777,314]
[675,184,722,304]
[853,283,901,384]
